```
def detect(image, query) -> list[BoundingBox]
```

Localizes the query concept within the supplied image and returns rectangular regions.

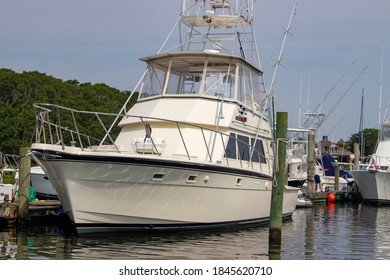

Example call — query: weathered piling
[17,147,31,224]
[269,112,287,258]
[307,134,316,196]
[334,164,340,189]
[353,143,360,170]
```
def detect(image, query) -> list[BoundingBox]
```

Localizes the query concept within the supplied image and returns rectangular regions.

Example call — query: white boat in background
[287,128,310,188]
[0,154,18,203]
[30,166,58,200]
[351,122,390,204]
[0,168,17,204]
[30,0,299,233]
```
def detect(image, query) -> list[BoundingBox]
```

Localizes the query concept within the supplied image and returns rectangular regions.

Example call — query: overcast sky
[1,0,390,143]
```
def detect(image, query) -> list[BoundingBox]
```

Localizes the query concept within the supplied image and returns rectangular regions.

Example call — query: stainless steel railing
[33,103,271,173]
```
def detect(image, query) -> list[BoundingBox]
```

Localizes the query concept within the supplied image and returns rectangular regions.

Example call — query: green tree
[0,68,133,154]
[345,128,379,156]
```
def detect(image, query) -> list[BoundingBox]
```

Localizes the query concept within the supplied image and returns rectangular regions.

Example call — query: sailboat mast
[358,88,365,161]
[299,73,302,127]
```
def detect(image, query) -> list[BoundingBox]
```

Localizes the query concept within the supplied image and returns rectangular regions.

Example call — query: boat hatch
[152,173,165,181]
[186,175,198,183]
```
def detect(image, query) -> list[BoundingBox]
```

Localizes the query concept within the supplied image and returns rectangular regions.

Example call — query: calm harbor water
[1,203,390,260]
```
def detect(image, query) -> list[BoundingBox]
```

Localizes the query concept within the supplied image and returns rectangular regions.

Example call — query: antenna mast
[379,45,384,125]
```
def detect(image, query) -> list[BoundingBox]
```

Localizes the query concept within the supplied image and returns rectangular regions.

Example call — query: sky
[1,0,390,143]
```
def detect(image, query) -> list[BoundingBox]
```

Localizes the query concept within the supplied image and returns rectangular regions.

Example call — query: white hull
[32,144,298,233]
[351,170,390,204]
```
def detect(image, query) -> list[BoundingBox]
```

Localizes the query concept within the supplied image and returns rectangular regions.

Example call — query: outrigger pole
[250,1,297,161]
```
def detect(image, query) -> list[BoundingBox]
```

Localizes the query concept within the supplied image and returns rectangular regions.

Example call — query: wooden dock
[0,199,62,225]
[312,192,328,204]
[305,189,361,205]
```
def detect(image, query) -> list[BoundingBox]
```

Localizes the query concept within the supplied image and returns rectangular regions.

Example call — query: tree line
[0,68,136,154]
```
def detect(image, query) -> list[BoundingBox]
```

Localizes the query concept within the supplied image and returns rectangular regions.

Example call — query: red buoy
[327,193,336,202]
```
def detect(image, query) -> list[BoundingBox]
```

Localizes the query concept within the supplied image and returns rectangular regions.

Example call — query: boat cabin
[138,52,264,110]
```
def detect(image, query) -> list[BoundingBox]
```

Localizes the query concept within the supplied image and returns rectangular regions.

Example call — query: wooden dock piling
[1,148,64,226]
[334,164,340,189]
[17,147,31,224]
[353,143,360,170]
[269,112,287,258]
[307,134,316,197]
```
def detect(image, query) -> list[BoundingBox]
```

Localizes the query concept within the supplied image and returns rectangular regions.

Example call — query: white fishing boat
[287,128,310,188]
[351,122,390,204]
[30,0,299,233]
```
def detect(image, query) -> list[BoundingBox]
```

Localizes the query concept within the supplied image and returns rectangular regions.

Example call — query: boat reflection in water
[2,203,390,260]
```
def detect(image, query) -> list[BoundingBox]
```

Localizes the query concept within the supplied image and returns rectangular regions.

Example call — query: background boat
[30,166,58,200]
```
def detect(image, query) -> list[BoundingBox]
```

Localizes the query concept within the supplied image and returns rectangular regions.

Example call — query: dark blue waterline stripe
[32,148,273,180]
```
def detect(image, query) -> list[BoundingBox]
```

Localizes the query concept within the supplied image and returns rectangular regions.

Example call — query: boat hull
[351,170,390,204]
[31,145,298,233]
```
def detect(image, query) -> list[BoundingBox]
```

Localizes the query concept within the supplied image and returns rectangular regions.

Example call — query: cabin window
[179,73,202,94]
[237,66,263,107]
[224,133,266,164]
[381,125,390,141]
[165,72,181,94]
[251,138,266,164]
[203,71,235,98]
[225,133,237,159]
[237,135,249,161]
[140,66,165,99]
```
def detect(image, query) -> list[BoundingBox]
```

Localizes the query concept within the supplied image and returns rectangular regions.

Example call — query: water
[1,203,390,260]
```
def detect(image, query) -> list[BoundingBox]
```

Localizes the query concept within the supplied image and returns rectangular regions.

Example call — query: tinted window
[251,138,266,163]
[237,135,249,161]
[225,133,237,159]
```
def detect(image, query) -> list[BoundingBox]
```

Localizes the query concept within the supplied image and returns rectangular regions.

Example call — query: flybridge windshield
[138,55,263,107]
[380,124,390,141]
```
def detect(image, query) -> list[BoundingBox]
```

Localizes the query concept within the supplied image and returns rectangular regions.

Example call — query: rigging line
[268,0,297,164]
[302,60,356,128]
[237,32,246,59]
[251,1,298,161]
[321,65,368,128]
[326,112,347,137]
[311,61,356,114]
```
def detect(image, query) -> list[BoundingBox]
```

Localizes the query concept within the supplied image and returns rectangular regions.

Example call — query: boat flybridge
[30,0,298,233]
